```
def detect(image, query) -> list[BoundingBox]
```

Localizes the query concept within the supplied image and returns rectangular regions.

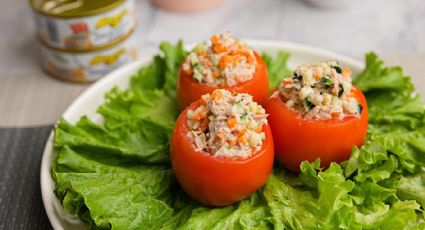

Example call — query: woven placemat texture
[0,126,53,230]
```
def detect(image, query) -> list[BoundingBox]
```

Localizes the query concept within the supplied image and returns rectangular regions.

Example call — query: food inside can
[40,32,138,83]
[30,0,136,51]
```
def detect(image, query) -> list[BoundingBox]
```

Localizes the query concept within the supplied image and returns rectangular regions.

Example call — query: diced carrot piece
[214,44,228,53]
[331,112,341,118]
[198,50,207,58]
[211,90,222,101]
[228,139,237,146]
[203,59,212,67]
[219,56,232,69]
[255,110,264,115]
[313,69,321,80]
[193,107,208,121]
[239,128,247,135]
[228,117,237,128]
[342,67,352,77]
[199,118,209,131]
[246,55,255,64]
[212,71,221,78]
[254,126,262,133]
[211,35,219,45]
[240,50,251,56]
[232,57,239,66]
[237,135,247,145]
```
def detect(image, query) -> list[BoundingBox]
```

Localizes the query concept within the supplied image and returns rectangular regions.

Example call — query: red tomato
[264,86,368,172]
[176,52,269,108]
[171,100,274,206]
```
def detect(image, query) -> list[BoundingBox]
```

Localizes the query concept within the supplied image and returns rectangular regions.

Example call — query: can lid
[29,0,125,18]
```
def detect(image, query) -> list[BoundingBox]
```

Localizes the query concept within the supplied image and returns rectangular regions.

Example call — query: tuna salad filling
[186,89,268,158]
[275,61,363,120]
[182,32,257,87]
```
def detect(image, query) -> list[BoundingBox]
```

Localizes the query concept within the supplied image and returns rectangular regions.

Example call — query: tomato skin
[264,86,368,173]
[176,52,269,108]
[171,100,274,207]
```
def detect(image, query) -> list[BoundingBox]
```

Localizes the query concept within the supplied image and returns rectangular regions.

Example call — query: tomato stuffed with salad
[171,89,274,206]
[265,62,368,172]
[177,32,269,108]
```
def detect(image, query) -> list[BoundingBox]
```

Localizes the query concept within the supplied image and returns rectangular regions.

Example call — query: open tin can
[30,0,136,51]
[40,31,138,83]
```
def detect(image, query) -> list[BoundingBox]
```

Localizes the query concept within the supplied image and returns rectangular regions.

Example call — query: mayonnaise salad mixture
[182,32,257,87]
[276,61,363,120]
[186,89,268,158]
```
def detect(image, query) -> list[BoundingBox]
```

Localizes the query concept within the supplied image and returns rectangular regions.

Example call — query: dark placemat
[0,126,53,230]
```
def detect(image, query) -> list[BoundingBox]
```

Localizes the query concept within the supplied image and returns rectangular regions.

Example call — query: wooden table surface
[0,0,424,127]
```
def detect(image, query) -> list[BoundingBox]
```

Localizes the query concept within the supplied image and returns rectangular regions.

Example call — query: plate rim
[40,39,364,229]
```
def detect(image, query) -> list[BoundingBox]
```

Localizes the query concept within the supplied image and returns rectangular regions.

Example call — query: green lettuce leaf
[55,116,171,164]
[52,44,425,230]
[54,170,175,229]
[262,52,291,91]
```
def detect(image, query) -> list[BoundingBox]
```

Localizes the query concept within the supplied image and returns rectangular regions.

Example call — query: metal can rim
[38,23,137,53]
[29,0,126,18]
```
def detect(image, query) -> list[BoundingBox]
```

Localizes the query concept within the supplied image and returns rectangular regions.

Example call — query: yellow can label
[32,0,135,51]
[90,48,126,65]
[41,35,138,83]
[96,9,127,29]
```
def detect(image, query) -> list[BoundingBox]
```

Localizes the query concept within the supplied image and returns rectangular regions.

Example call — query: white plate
[40,39,363,229]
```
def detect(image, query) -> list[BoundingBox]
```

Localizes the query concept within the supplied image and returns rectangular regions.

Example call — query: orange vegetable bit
[331,111,341,118]
[255,110,264,115]
[193,107,209,121]
[237,135,247,145]
[203,59,213,67]
[239,128,247,135]
[199,118,209,131]
[214,44,228,53]
[211,35,219,45]
[232,56,240,66]
[313,69,322,80]
[228,117,238,128]
[246,55,255,64]
[227,139,237,146]
[212,70,221,78]
[342,67,352,77]
[198,50,207,58]
[219,55,234,69]
[211,90,222,101]
[254,126,262,133]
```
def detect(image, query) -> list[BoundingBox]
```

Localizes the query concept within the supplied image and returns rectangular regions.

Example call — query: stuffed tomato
[177,32,269,108]
[264,62,368,172]
[171,89,274,206]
